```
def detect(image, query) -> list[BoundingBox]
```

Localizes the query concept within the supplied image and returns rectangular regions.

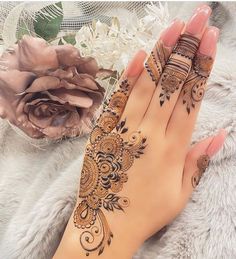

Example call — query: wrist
[53,204,141,259]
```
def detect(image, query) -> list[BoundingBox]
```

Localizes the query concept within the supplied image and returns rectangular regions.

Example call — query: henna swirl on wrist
[74,79,147,256]
[182,54,213,114]
[191,154,210,188]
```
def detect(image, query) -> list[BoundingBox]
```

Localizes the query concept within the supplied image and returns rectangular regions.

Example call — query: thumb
[182,129,227,198]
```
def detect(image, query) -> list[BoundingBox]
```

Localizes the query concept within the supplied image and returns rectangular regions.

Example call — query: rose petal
[0,45,19,70]
[0,71,35,124]
[41,110,81,139]
[0,85,19,123]
[46,67,74,80]
[25,76,60,93]
[53,44,81,67]
[18,120,44,138]
[28,107,54,129]
[76,57,99,77]
[18,35,58,71]
[67,73,99,91]
[49,88,93,108]
[0,69,35,93]
[96,68,115,79]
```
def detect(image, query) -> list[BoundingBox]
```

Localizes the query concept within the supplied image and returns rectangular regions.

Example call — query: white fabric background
[0,2,236,259]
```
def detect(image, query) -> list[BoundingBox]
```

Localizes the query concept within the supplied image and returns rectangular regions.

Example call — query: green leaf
[63,35,76,45]
[34,2,63,41]
[17,22,30,40]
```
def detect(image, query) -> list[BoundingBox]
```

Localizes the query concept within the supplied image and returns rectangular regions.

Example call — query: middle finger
[141,4,212,135]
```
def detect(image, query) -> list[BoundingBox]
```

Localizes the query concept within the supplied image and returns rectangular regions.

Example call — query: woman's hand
[53,5,226,259]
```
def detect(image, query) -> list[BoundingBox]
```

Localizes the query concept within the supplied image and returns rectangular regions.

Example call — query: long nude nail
[198,26,220,57]
[125,50,147,77]
[161,19,185,47]
[206,129,227,157]
[186,4,212,35]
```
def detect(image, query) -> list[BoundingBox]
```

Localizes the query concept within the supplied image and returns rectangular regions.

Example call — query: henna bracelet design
[182,54,213,114]
[191,154,210,188]
[74,79,147,256]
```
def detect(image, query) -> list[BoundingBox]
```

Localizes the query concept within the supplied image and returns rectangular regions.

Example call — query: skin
[53,5,226,259]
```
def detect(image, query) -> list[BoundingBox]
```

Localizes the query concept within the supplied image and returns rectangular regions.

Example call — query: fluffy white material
[0,2,236,259]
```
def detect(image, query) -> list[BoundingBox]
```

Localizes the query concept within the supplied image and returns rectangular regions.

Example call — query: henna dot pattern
[74,79,147,256]
[145,40,170,85]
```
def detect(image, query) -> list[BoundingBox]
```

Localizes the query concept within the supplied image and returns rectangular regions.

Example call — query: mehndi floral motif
[159,56,190,106]
[74,79,147,256]
[182,54,213,114]
[158,34,200,106]
[191,154,210,188]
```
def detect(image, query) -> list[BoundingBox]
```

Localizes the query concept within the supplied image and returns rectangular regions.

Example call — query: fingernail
[161,18,185,47]
[186,4,212,35]
[199,26,220,57]
[125,50,147,77]
[206,129,227,157]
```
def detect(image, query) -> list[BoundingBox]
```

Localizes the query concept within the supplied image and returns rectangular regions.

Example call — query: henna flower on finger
[0,36,105,139]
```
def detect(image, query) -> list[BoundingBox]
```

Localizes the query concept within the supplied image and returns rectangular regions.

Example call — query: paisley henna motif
[191,154,210,188]
[74,79,147,256]
[182,54,213,114]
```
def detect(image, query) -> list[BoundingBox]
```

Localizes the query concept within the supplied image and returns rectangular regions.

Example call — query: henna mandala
[191,154,210,188]
[74,79,147,256]
[182,54,213,114]
[145,40,170,85]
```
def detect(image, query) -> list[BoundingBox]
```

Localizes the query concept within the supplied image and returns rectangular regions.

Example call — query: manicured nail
[206,129,227,157]
[198,26,220,57]
[161,18,185,47]
[186,4,212,35]
[125,50,147,77]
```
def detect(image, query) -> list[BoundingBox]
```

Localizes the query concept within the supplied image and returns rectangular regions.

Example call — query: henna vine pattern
[191,154,210,188]
[145,40,170,85]
[74,79,147,256]
[182,54,213,114]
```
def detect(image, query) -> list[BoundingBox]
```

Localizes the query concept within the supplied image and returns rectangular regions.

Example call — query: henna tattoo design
[158,34,200,106]
[145,40,170,85]
[173,34,200,60]
[191,154,210,188]
[159,57,190,106]
[74,79,147,256]
[182,54,213,114]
